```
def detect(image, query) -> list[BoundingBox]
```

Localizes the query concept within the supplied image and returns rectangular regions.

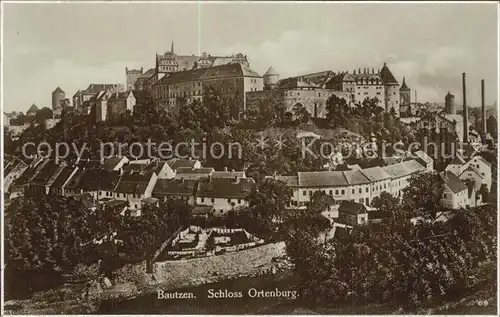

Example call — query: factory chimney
[481,79,486,143]
[462,73,468,144]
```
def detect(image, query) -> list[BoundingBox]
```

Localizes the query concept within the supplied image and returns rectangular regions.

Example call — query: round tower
[445,91,456,114]
[52,87,66,118]
[263,66,279,90]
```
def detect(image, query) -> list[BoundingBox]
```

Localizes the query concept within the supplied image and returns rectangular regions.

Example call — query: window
[211,198,215,203]
[303,190,307,196]
[228,198,232,203]
[366,187,368,193]
[329,190,332,195]
[309,191,312,196]
[352,189,355,194]
[335,190,338,195]
[238,199,242,204]
[341,190,345,195]
[443,193,447,198]
[201,197,204,203]
[359,188,362,194]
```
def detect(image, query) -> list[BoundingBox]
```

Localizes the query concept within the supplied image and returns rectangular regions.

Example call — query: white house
[440,171,469,209]
[195,176,256,217]
[113,171,158,215]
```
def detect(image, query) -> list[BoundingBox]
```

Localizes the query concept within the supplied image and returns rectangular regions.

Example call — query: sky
[2,2,498,113]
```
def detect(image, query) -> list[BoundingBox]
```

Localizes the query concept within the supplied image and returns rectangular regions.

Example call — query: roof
[399,77,410,91]
[360,166,392,182]
[50,166,76,189]
[264,66,278,76]
[152,178,198,196]
[297,171,347,187]
[114,171,155,194]
[197,177,255,199]
[338,201,368,215]
[460,166,482,179]
[212,170,246,179]
[78,169,121,191]
[379,63,398,85]
[137,68,156,79]
[108,91,132,102]
[53,87,65,94]
[166,158,199,170]
[29,160,63,187]
[440,171,467,194]
[72,90,82,98]
[84,84,120,95]
[277,77,320,89]
[449,155,466,166]
[383,160,425,179]
[414,150,433,165]
[176,167,214,175]
[27,104,39,114]
[102,157,125,171]
[154,63,261,87]
[343,170,371,185]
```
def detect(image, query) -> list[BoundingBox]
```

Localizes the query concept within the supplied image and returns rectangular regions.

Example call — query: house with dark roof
[174,167,214,180]
[9,156,46,199]
[195,176,255,217]
[102,156,129,171]
[49,166,79,196]
[338,201,369,226]
[440,171,468,209]
[445,153,492,193]
[113,171,158,215]
[152,178,198,204]
[4,158,28,193]
[165,158,201,178]
[25,160,68,196]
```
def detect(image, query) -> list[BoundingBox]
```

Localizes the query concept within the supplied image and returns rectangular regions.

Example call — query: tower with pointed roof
[380,63,400,116]
[263,66,280,90]
[399,77,411,116]
[52,86,66,118]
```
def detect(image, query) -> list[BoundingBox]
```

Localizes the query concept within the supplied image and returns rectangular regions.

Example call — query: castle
[246,63,407,118]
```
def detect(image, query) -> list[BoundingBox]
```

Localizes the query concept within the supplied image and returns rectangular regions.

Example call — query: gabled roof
[29,160,64,187]
[339,201,368,215]
[50,166,76,189]
[166,158,199,170]
[176,167,214,175]
[383,160,424,179]
[379,63,398,85]
[27,103,39,114]
[297,171,347,187]
[264,66,278,76]
[102,157,125,171]
[343,170,371,185]
[460,166,482,179]
[84,84,119,95]
[53,87,65,94]
[360,166,392,182]
[108,91,132,102]
[72,90,82,98]
[114,171,154,194]
[414,150,433,165]
[197,177,255,199]
[152,178,198,196]
[137,68,156,79]
[440,171,467,194]
[78,169,121,191]
[449,155,466,166]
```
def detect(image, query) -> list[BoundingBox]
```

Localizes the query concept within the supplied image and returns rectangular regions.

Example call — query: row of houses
[273,149,491,213]
[6,155,255,218]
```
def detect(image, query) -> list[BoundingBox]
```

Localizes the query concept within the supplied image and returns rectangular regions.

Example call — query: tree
[292,103,311,124]
[479,184,489,203]
[486,115,497,137]
[402,173,444,218]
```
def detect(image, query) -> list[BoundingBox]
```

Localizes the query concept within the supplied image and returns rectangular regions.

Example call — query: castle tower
[445,91,456,114]
[52,87,65,118]
[263,66,280,90]
[380,63,400,116]
[399,76,411,106]
[125,67,144,91]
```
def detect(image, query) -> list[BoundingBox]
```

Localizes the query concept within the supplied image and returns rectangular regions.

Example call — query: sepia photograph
[1,1,498,315]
